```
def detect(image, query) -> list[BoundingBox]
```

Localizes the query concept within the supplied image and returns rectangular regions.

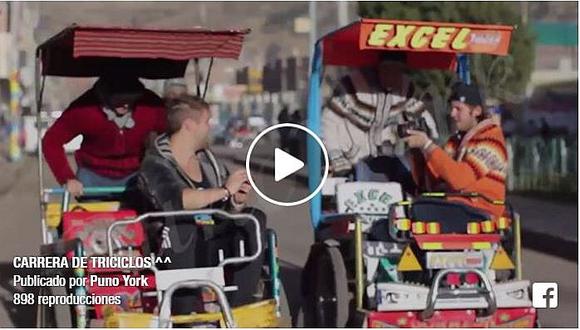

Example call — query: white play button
[274,148,304,182]
[246,123,329,207]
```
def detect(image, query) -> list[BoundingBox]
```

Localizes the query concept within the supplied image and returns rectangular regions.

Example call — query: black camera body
[396,117,429,138]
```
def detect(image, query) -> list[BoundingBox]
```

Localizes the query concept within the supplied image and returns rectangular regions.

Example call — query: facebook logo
[532,282,559,309]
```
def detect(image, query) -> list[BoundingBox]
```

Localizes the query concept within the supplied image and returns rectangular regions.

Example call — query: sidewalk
[212,145,578,260]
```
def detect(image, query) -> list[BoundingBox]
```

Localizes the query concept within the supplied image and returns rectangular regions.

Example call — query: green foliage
[359,2,536,103]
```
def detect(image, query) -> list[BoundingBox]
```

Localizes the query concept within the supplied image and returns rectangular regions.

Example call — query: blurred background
[0,2,577,197]
[0,1,577,327]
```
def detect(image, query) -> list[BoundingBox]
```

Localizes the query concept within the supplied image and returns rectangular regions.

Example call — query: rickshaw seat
[45,201,120,229]
[321,177,348,196]
[410,198,492,233]
[336,181,405,217]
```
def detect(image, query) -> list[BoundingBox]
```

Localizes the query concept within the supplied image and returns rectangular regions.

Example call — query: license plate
[426,251,484,269]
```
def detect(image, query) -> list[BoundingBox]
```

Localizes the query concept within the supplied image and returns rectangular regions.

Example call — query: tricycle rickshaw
[301,18,537,328]
[34,25,288,328]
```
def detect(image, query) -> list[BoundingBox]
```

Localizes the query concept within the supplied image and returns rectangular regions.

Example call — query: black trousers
[164,207,267,315]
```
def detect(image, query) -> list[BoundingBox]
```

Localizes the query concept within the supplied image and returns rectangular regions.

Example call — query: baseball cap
[449,82,485,108]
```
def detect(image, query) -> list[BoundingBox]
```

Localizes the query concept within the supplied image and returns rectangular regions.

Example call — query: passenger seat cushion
[410,198,492,233]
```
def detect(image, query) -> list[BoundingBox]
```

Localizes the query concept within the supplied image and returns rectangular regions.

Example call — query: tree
[359,2,536,104]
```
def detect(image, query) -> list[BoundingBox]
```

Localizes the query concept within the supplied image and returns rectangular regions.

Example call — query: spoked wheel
[305,245,349,328]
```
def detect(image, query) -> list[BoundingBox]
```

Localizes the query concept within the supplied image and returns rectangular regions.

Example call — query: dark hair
[95,76,145,108]
[166,94,210,135]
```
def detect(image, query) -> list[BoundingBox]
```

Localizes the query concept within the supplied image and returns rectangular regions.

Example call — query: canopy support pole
[202,57,214,100]
[307,41,323,229]
[35,51,49,244]
[457,54,471,85]
[194,59,201,97]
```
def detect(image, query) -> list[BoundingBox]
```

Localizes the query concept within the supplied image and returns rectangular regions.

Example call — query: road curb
[219,151,578,261]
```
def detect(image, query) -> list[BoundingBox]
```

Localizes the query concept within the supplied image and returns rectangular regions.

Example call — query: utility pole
[8,1,21,162]
[337,1,348,27]
[308,1,317,77]
[521,1,529,26]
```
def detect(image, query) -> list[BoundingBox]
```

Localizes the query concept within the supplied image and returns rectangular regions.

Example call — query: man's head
[96,75,145,115]
[166,95,211,149]
[449,82,486,132]
[377,51,407,93]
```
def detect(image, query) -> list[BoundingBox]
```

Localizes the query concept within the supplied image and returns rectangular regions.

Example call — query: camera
[396,117,429,138]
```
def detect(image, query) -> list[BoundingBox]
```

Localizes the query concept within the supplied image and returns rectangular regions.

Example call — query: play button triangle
[274,148,304,182]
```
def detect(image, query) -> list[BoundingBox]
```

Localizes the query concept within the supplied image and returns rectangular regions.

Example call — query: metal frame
[158,280,236,328]
[305,40,472,231]
[106,209,262,267]
[421,268,496,320]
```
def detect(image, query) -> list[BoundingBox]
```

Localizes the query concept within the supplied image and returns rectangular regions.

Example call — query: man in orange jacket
[403,82,508,218]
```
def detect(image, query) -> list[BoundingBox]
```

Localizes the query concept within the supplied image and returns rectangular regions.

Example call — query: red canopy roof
[37,25,250,78]
[320,18,514,70]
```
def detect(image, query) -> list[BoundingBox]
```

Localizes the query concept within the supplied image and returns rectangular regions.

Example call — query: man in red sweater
[42,75,167,197]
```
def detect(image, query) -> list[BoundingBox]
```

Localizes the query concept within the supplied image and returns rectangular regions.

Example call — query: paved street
[0,155,576,327]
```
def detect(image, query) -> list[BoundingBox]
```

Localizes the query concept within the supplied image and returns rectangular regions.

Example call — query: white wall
[0,32,14,79]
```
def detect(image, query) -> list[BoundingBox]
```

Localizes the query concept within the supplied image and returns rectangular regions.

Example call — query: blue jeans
[76,167,136,187]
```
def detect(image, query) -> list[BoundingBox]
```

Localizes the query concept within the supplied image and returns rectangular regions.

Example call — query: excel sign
[360,19,513,56]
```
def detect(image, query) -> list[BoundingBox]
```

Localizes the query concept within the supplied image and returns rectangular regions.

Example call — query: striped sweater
[416,119,508,218]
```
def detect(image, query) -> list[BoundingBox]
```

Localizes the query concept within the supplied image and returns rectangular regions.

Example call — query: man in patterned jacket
[404,82,508,218]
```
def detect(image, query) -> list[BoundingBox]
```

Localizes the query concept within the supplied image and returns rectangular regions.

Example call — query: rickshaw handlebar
[106,209,262,268]
[44,186,126,195]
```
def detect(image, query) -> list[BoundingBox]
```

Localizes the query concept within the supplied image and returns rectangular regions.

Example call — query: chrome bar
[106,209,261,268]
[421,268,497,320]
[158,280,235,328]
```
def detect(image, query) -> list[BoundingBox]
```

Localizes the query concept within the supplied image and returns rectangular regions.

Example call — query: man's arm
[424,140,507,191]
[405,129,496,191]
[423,146,480,190]
[42,109,83,185]
[140,160,229,211]
[182,188,229,210]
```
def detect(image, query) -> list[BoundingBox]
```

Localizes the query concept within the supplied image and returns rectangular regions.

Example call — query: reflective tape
[472,242,492,249]
[490,246,515,270]
[481,220,495,233]
[421,242,443,250]
[397,245,422,271]
[497,217,509,230]
[396,219,411,231]
[467,222,481,234]
[426,222,441,234]
[412,222,425,235]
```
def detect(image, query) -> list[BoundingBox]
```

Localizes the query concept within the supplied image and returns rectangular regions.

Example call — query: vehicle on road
[34,25,288,328]
[302,18,537,328]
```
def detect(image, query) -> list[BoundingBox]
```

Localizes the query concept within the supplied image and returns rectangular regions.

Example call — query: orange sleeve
[425,147,479,191]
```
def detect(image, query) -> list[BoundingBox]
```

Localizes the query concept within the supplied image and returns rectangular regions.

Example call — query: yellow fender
[105,299,279,328]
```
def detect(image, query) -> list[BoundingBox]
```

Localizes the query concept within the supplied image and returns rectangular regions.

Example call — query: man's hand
[225,169,247,196]
[65,179,84,197]
[233,182,252,204]
[403,129,431,149]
